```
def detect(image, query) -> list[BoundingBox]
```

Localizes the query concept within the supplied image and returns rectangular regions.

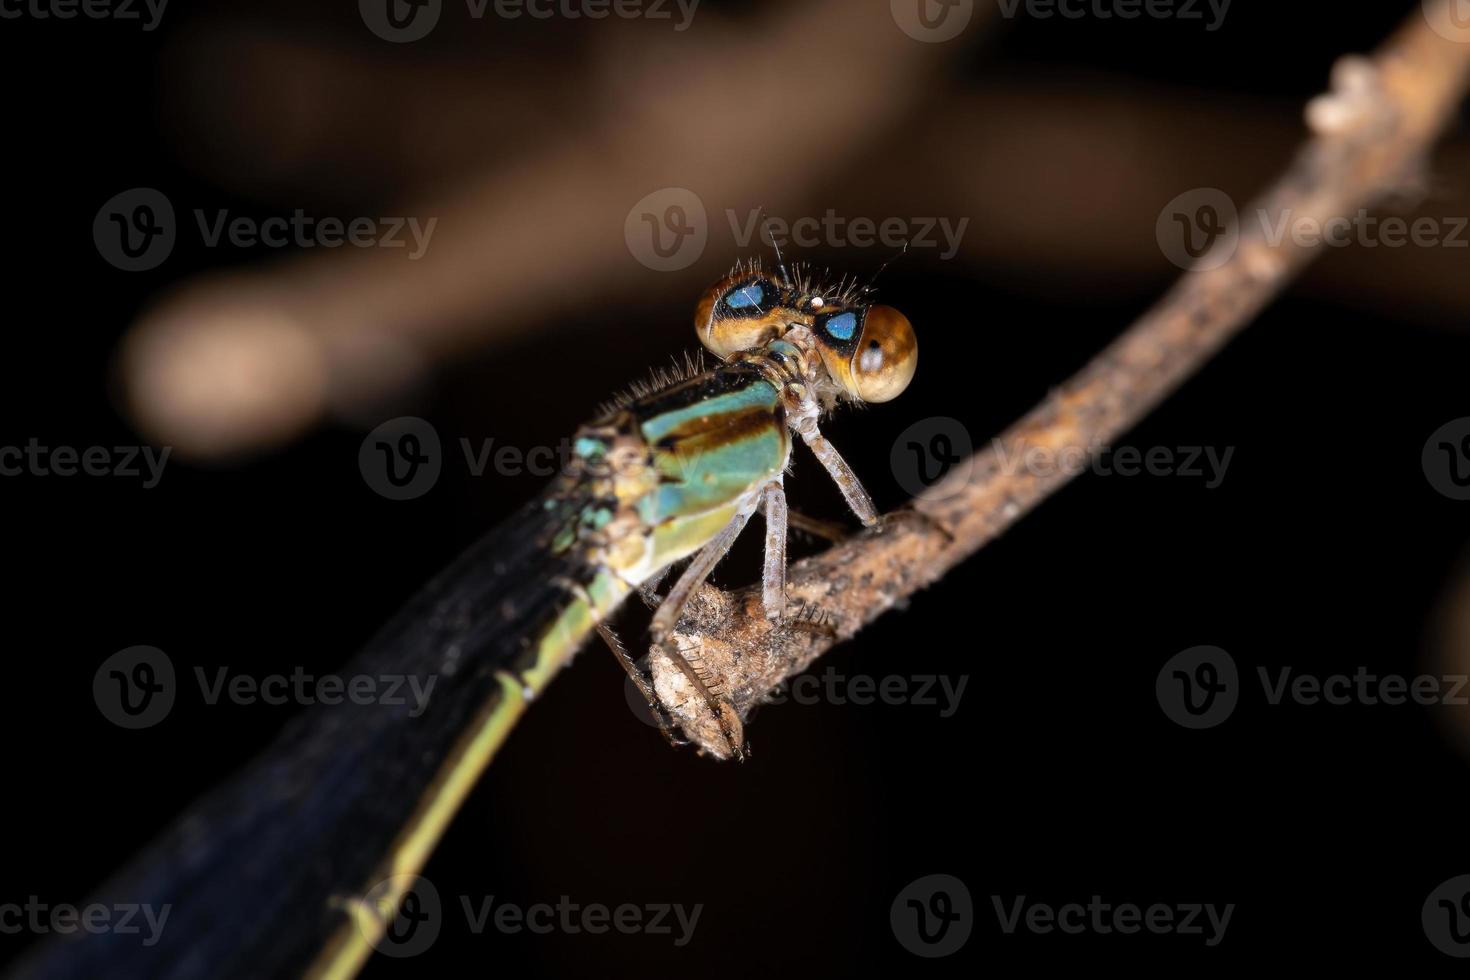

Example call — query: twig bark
[650,4,1470,757]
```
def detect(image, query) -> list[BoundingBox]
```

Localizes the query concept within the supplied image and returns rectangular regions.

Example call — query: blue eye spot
[725,283,765,311]
[824,312,858,341]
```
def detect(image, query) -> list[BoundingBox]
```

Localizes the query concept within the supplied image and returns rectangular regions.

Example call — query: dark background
[4,0,1470,975]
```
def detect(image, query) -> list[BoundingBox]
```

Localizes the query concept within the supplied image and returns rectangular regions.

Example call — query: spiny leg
[594,621,686,749]
[761,482,787,622]
[649,502,758,759]
[636,566,670,611]
[793,417,879,526]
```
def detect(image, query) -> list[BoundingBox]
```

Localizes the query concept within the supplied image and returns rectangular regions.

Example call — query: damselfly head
[694,265,794,359]
[694,261,917,404]
[809,303,918,404]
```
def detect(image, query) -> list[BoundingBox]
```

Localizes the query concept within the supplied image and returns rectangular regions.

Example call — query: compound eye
[695,274,791,357]
[849,305,917,403]
[723,280,769,313]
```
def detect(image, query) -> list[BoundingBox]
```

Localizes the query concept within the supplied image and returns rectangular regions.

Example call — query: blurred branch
[120,0,981,457]
[849,77,1470,322]
[650,3,1470,757]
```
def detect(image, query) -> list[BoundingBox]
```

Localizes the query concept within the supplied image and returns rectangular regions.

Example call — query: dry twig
[650,4,1470,757]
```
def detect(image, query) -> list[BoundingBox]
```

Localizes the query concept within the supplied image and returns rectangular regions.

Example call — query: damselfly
[21,260,917,980]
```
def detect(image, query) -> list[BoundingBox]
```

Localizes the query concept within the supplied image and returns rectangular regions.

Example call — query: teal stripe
[638,380,779,445]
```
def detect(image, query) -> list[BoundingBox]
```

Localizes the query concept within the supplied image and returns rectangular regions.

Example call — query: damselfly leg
[647,495,761,758]
[793,414,879,526]
[761,482,788,622]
